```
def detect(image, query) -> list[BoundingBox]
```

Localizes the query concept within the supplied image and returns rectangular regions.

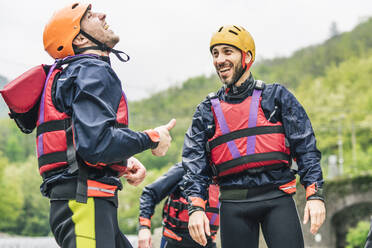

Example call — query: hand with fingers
[152,119,176,157]
[123,157,146,186]
[138,228,152,248]
[188,211,210,247]
[303,199,326,235]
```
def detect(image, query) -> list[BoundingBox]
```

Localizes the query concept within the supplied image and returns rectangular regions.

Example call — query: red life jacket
[207,81,291,178]
[163,184,220,240]
[35,55,129,202]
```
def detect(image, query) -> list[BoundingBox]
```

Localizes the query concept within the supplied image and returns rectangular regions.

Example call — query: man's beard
[219,60,245,86]
[105,34,120,48]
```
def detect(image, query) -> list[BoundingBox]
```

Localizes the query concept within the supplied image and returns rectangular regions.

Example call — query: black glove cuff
[188,206,205,216]
[138,225,151,231]
[307,187,324,202]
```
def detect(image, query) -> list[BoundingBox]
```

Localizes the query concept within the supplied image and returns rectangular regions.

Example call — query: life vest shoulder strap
[207,92,218,100]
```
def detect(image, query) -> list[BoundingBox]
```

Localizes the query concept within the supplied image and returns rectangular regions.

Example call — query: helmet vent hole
[228,30,238,36]
[218,27,223,32]
[233,26,241,31]
[72,3,79,9]
[57,46,64,51]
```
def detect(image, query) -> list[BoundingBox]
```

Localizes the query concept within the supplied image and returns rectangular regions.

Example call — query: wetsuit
[43,55,157,248]
[182,74,324,248]
[139,163,218,248]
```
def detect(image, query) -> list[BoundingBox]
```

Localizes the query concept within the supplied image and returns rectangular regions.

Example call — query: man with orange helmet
[40,3,176,248]
[182,25,326,248]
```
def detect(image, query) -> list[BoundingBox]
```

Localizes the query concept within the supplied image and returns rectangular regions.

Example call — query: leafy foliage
[0,75,9,117]
[1,18,372,236]
[346,220,370,248]
[253,18,372,89]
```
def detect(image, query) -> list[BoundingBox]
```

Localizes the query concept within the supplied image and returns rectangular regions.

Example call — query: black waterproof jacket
[139,163,185,220]
[182,74,323,201]
[41,55,154,196]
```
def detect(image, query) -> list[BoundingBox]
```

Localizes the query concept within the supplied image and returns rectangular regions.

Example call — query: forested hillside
[0,75,8,117]
[0,18,372,236]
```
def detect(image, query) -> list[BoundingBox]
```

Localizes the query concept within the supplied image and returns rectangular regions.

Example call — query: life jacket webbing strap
[168,201,187,211]
[75,162,89,203]
[37,119,68,136]
[210,97,240,159]
[207,125,284,152]
[206,207,219,214]
[39,151,67,168]
[166,217,188,228]
[246,89,262,155]
[166,202,219,214]
[165,217,219,231]
[114,122,128,128]
[65,119,78,174]
[216,151,290,176]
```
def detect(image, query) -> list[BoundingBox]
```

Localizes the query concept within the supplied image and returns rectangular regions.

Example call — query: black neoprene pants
[220,194,304,248]
[49,197,133,248]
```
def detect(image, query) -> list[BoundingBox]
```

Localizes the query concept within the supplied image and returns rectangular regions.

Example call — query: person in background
[138,162,219,248]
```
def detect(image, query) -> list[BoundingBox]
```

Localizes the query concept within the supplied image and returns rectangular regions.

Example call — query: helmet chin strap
[74,30,130,62]
[229,51,253,92]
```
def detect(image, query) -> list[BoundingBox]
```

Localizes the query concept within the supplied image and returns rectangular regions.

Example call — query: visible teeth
[104,24,109,30]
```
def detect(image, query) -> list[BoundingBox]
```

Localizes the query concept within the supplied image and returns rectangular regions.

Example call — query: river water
[0,236,138,248]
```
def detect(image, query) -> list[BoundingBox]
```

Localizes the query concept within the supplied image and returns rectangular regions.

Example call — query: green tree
[346,220,370,248]
[0,154,24,232]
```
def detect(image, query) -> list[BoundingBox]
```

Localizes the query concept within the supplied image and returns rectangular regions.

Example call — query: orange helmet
[43,3,91,59]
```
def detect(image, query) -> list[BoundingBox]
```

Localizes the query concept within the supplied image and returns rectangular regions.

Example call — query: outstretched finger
[303,205,309,224]
[165,118,176,131]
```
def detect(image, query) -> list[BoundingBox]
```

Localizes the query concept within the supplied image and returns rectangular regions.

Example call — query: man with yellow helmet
[182,25,326,247]
[39,2,176,248]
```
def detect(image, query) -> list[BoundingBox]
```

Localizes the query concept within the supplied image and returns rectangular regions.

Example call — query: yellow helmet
[210,25,255,62]
[43,3,91,59]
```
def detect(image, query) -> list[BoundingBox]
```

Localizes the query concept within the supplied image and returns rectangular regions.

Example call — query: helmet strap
[74,30,130,62]
[233,51,253,85]
[242,52,247,69]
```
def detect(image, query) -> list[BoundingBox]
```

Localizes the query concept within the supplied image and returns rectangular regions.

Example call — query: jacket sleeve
[139,163,185,226]
[182,101,214,208]
[277,85,324,198]
[67,62,153,165]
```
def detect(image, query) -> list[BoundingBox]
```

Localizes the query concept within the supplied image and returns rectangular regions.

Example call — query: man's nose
[97,12,106,20]
[215,54,226,65]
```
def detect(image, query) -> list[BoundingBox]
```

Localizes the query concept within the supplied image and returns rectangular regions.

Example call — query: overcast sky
[1,0,371,100]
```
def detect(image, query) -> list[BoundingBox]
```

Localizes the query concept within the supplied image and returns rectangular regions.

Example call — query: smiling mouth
[219,67,231,77]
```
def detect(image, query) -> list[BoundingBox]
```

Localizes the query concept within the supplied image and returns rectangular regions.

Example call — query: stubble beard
[219,61,244,86]
[105,32,120,48]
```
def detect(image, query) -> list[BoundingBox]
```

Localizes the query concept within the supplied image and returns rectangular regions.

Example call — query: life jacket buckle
[254,80,265,90]
[207,92,218,100]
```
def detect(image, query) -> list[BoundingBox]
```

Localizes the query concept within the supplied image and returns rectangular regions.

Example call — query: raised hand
[152,118,176,157]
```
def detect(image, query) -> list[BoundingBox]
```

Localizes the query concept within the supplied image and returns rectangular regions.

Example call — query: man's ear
[245,52,252,64]
[72,33,89,47]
